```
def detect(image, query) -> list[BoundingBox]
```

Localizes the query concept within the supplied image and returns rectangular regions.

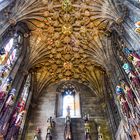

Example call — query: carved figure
[46,127,52,140]
[64,119,72,140]
[83,114,91,140]
[84,122,91,140]
[98,126,103,140]
[34,127,41,140]
[47,117,55,128]
[46,117,55,140]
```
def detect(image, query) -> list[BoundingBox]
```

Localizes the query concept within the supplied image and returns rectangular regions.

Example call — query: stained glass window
[0,33,24,110]
[5,75,31,139]
[62,89,81,118]
[21,75,31,101]
[0,34,23,89]
[16,74,31,112]
[63,94,74,117]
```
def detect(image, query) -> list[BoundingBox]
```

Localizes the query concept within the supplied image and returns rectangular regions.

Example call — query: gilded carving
[62,24,73,35]
[12,0,125,96]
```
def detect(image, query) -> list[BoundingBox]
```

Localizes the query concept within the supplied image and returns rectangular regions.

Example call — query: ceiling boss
[62,0,72,12]
[62,24,73,35]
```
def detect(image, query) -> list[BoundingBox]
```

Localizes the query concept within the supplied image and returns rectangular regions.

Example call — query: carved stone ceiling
[4,0,125,98]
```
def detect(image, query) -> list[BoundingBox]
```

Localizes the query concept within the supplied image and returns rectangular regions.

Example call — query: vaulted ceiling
[1,0,126,98]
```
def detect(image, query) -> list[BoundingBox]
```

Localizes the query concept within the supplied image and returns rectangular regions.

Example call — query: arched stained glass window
[21,75,31,102]
[5,74,32,139]
[0,33,23,89]
[63,93,75,117]
[0,31,24,110]
[56,83,81,118]
[61,84,81,118]
[16,74,31,112]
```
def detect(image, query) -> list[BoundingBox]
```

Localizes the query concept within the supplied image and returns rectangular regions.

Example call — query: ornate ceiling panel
[0,0,126,97]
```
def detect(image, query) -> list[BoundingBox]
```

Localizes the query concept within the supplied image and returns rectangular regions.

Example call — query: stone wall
[25,89,56,139]
[24,83,112,140]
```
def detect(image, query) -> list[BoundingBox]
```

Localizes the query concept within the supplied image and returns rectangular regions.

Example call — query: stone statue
[0,88,16,135]
[47,117,55,128]
[64,106,72,140]
[65,115,71,123]
[64,119,72,140]
[84,114,91,140]
[46,127,52,140]
[98,126,103,140]
[33,127,41,140]
[46,117,55,140]
[84,122,91,140]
